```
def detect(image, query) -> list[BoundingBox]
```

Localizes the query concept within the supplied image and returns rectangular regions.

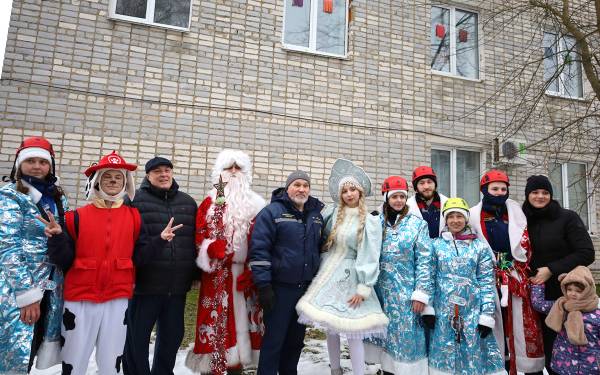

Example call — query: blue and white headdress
[328,158,372,203]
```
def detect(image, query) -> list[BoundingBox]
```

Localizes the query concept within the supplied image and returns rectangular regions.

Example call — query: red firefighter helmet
[84,150,137,177]
[480,169,510,188]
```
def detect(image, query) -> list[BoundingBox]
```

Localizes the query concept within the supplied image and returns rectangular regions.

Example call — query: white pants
[61,298,128,375]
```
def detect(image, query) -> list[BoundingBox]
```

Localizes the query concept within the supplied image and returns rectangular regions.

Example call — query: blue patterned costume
[427,230,505,375]
[0,183,67,373]
[365,212,432,373]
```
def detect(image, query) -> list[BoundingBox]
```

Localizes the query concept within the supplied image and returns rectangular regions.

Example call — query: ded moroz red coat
[185,192,265,373]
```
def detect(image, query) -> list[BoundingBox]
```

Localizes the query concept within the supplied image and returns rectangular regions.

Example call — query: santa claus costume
[185,150,266,374]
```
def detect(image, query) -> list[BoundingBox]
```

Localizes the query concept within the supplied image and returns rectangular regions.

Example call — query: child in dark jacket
[531,265,600,375]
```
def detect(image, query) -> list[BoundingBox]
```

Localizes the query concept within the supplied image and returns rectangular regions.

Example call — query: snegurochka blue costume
[0,137,68,373]
[364,176,433,374]
[426,198,505,375]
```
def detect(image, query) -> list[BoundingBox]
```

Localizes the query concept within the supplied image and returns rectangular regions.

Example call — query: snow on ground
[30,329,380,375]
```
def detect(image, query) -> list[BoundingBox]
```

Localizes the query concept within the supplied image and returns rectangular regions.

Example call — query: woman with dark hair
[0,136,68,373]
[523,174,595,374]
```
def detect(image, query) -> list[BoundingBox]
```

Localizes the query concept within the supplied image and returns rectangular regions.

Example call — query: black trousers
[123,294,186,375]
[257,283,308,375]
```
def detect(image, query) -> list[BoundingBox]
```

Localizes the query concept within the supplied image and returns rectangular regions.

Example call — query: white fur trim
[469,200,528,263]
[15,286,43,308]
[20,179,42,203]
[196,238,217,273]
[231,263,253,365]
[35,340,61,369]
[478,314,495,328]
[185,345,260,373]
[356,283,372,299]
[411,289,430,305]
[211,149,253,184]
[364,343,428,374]
[509,294,545,371]
[500,284,509,307]
[16,147,52,172]
[422,304,435,316]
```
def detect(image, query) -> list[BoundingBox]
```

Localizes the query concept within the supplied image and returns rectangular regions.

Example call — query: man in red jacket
[41,151,181,375]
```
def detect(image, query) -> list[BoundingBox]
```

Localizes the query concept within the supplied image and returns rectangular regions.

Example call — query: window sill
[431,70,483,83]
[281,45,349,60]
[544,92,589,102]
[108,15,190,32]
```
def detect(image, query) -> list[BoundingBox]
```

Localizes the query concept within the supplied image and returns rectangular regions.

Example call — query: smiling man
[123,156,198,375]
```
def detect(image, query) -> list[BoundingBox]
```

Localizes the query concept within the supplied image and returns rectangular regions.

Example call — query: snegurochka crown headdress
[328,158,372,203]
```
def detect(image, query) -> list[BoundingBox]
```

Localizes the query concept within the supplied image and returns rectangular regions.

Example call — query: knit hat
[145,156,173,173]
[545,266,599,345]
[286,170,311,189]
[10,136,56,181]
[525,175,553,198]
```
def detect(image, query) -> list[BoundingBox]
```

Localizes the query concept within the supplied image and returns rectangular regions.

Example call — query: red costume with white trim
[185,150,266,374]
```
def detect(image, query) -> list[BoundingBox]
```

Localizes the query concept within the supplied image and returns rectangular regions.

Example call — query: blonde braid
[356,194,367,246]
[323,200,347,251]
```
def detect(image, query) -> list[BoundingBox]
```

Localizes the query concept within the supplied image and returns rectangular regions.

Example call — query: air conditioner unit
[492,138,528,165]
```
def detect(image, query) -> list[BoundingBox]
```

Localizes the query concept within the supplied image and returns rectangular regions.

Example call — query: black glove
[258,285,276,313]
[421,315,435,329]
[478,324,492,338]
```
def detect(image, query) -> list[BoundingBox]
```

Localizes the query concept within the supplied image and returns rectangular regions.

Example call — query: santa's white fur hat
[211,149,253,183]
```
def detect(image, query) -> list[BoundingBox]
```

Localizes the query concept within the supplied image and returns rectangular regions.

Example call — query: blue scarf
[21,174,58,214]
[481,186,511,256]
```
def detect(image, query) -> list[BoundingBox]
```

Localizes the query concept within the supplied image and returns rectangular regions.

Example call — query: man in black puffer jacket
[123,156,198,375]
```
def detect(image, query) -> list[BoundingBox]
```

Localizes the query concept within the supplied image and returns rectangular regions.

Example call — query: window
[109,0,192,30]
[543,32,583,98]
[430,6,479,79]
[282,0,348,58]
[431,148,481,206]
[549,162,590,228]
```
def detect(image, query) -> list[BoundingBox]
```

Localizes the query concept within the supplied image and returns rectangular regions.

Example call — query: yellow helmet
[442,197,470,220]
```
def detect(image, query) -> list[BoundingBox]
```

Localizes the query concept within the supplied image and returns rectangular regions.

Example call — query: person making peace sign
[42,151,182,375]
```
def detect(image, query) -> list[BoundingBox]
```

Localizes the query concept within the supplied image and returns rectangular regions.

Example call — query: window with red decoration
[282,0,349,58]
[430,5,479,79]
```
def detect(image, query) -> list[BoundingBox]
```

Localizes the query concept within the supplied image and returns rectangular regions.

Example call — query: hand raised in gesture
[36,211,62,238]
[161,217,183,242]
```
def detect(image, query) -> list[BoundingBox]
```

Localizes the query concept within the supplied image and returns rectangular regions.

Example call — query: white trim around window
[431,147,484,207]
[543,31,584,99]
[549,161,593,231]
[281,0,349,59]
[430,5,481,80]
[108,0,192,32]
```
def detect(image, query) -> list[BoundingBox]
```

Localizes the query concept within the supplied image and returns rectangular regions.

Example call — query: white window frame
[431,146,484,201]
[551,162,593,230]
[430,5,481,80]
[108,0,192,32]
[281,0,349,59]
[543,32,584,99]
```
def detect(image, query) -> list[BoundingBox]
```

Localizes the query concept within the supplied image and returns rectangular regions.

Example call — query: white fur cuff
[196,238,217,273]
[421,304,435,316]
[356,283,372,299]
[15,287,43,308]
[411,289,430,305]
[478,314,495,328]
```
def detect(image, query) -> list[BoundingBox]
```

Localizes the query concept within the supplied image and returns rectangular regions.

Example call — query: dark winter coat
[523,200,595,300]
[249,188,324,287]
[127,177,198,295]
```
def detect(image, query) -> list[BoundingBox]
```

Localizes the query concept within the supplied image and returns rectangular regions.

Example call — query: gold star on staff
[214,175,228,198]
